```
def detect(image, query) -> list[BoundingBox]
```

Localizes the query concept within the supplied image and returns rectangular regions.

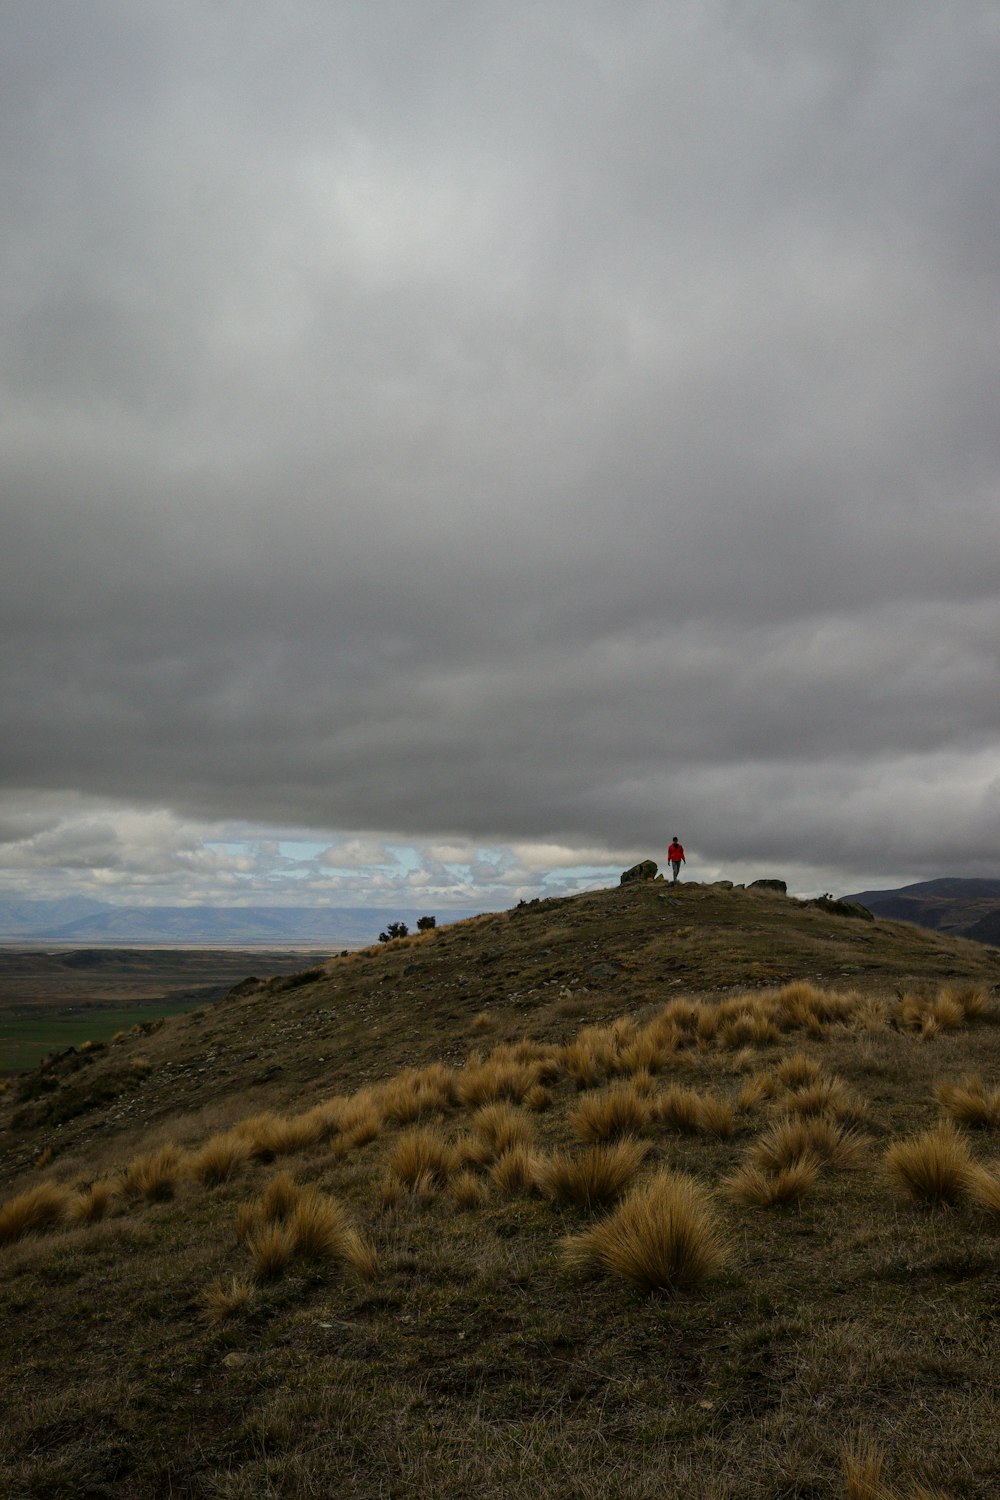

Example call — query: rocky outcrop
[749,879,787,894]
[806,896,874,922]
[620,860,658,885]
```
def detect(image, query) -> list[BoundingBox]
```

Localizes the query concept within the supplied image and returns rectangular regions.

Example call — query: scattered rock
[222,1352,247,1369]
[620,860,658,885]
[807,896,875,922]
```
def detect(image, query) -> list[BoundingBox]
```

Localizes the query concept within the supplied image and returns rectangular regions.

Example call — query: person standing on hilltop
[667,837,685,883]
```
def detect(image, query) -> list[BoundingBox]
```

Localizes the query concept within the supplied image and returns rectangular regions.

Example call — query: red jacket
[667,843,685,862]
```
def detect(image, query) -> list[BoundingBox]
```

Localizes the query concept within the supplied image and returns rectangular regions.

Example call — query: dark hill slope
[4,881,1000,1499]
[845,876,1000,938]
[4,879,998,1188]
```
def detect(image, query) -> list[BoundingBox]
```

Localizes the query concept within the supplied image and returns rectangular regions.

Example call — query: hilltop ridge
[3,878,1000,1499]
[5,879,997,1187]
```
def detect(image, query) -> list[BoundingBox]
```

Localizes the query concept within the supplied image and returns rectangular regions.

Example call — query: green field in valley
[0,998,201,1074]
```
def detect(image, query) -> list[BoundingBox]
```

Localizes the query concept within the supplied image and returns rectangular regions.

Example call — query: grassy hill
[2,880,1000,1499]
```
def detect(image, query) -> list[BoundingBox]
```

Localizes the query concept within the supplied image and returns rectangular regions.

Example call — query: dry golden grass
[778,1076,870,1126]
[187,1130,251,1186]
[897,988,968,1037]
[247,1221,297,1280]
[489,1144,542,1196]
[946,982,993,1020]
[536,1138,650,1210]
[287,1191,377,1277]
[964,1161,1000,1216]
[751,1115,867,1172]
[258,1171,302,1223]
[456,1051,541,1106]
[471,1101,534,1157]
[841,1436,953,1500]
[339,1090,384,1146]
[0,1181,74,1247]
[885,1120,975,1206]
[934,1074,1000,1128]
[200,1274,255,1324]
[563,1169,728,1292]
[724,1154,821,1208]
[775,1051,822,1087]
[121,1145,185,1202]
[568,1081,653,1143]
[385,1127,457,1187]
[523,1083,552,1112]
[736,1069,782,1111]
[559,1035,608,1090]
[718,1007,781,1049]
[470,1011,493,1032]
[654,1084,705,1133]
[33,1146,54,1171]
[619,1020,683,1074]
[70,1181,115,1224]
[449,1170,490,1209]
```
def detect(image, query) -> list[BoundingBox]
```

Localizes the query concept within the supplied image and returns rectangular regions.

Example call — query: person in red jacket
[666,837,685,883]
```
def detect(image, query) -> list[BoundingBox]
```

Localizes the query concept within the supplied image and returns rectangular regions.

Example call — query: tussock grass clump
[450,1170,490,1208]
[0,1181,74,1247]
[897,989,967,1038]
[885,1121,975,1206]
[841,1436,952,1500]
[569,1081,653,1142]
[560,1035,608,1090]
[379,1065,459,1123]
[964,1161,1000,1216]
[653,1085,735,1136]
[339,1090,383,1146]
[121,1145,185,1202]
[489,1144,542,1196]
[234,1172,301,1242]
[775,1052,822,1088]
[456,1049,542,1106]
[247,1221,296,1280]
[258,1171,302,1223]
[935,1075,1000,1129]
[471,1101,534,1158]
[563,1169,728,1292]
[718,1006,780,1049]
[724,1154,821,1208]
[187,1131,251,1186]
[751,1116,867,1172]
[385,1128,457,1187]
[619,1019,683,1075]
[536,1138,650,1210]
[235,1112,290,1162]
[736,1069,781,1112]
[201,1274,255,1324]
[778,1076,869,1126]
[946,982,993,1020]
[523,1083,552,1112]
[288,1191,377,1278]
[70,1181,115,1224]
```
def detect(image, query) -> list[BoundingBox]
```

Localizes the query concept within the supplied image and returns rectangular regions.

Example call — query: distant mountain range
[0,897,481,946]
[843,878,1000,946]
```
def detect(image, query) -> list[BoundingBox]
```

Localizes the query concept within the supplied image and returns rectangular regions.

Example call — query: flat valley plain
[0,947,331,1074]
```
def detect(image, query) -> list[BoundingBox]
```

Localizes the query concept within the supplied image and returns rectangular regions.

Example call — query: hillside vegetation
[2,880,1000,1499]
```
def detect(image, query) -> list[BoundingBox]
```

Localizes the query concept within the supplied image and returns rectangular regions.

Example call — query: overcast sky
[3,0,1000,913]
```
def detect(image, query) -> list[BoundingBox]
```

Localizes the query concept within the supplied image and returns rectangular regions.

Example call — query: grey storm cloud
[3,0,1000,891]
